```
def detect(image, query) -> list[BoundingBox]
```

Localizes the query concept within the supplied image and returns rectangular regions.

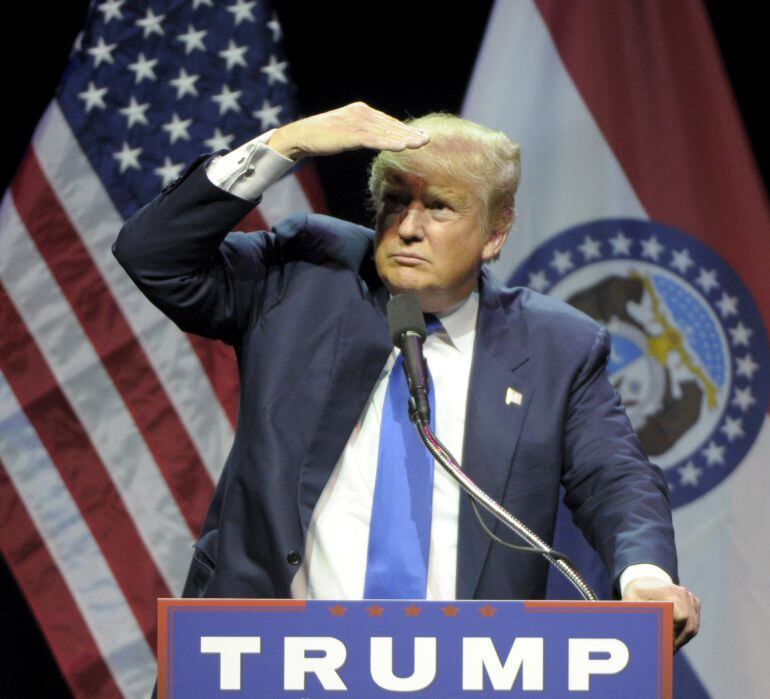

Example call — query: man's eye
[430,200,450,211]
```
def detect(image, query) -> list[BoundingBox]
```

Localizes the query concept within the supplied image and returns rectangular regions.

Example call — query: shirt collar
[433,291,478,356]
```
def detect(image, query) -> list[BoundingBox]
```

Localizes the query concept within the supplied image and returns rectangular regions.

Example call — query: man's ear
[482,210,514,263]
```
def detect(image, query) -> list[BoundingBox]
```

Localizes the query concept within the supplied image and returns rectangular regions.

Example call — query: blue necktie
[364,316,441,599]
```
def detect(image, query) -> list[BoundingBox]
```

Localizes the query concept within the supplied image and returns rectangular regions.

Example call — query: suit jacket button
[287,550,302,566]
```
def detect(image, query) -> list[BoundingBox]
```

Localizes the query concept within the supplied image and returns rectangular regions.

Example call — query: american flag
[0,1,322,696]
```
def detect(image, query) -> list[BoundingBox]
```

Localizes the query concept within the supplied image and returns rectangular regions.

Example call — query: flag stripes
[11,152,215,534]
[0,459,125,699]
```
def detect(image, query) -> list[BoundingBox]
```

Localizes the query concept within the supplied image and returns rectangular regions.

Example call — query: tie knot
[423,313,444,336]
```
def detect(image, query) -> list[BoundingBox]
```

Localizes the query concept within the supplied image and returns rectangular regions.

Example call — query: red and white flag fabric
[463,1,769,696]
[0,2,321,697]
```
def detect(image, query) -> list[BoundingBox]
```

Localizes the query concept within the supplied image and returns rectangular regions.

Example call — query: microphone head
[386,294,426,346]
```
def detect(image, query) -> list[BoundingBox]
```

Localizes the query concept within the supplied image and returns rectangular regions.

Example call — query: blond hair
[368,112,520,234]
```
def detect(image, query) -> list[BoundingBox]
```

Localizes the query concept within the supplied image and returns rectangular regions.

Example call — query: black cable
[468,495,578,569]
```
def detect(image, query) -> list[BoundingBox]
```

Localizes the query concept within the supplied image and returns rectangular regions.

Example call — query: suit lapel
[456,271,534,599]
[296,259,391,536]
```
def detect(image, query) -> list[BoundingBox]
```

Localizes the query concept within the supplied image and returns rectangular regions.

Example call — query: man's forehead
[383,171,473,199]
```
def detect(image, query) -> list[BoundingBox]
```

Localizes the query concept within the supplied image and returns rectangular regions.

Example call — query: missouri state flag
[463,1,770,697]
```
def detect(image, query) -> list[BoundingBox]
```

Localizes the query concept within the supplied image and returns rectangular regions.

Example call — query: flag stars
[735,353,759,380]
[127,53,158,83]
[227,0,257,25]
[219,40,249,70]
[578,235,601,261]
[204,128,235,151]
[113,142,142,172]
[267,12,282,42]
[97,0,124,23]
[119,97,150,127]
[78,81,108,111]
[253,100,283,129]
[169,68,200,98]
[716,292,738,318]
[732,386,755,412]
[549,249,574,275]
[670,248,694,274]
[212,85,242,115]
[678,461,702,487]
[695,268,719,294]
[154,157,185,186]
[87,37,117,67]
[192,0,213,7]
[728,322,753,347]
[640,235,664,261]
[609,230,632,255]
[261,54,289,85]
[177,24,207,55]
[527,270,549,293]
[135,8,165,38]
[702,440,725,467]
[162,113,193,143]
[720,416,745,442]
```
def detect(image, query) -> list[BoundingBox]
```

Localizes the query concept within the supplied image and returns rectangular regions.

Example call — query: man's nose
[397,204,426,240]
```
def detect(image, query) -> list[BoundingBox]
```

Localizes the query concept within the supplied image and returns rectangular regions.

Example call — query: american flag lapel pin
[505,387,523,406]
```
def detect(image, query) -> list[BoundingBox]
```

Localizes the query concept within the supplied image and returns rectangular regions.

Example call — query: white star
[135,8,165,38]
[219,40,249,70]
[177,24,207,54]
[640,236,664,261]
[732,386,755,412]
[609,230,632,256]
[252,100,283,129]
[192,0,213,7]
[715,292,738,318]
[78,81,108,111]
[678,461,702,487]
[211,85,242,115]
[728,322,753,347]
[670,248,694,274]
[735,353,759,379]
[227,0,256,24]
[97,0,124,22]
[267,11,282,41]
[527,270,549,293]
[73,31,84,54]
[261,54,289,85]
[162,113,193,143]
[578,235,601,261]
[169,68,200,98]
[119,97,150,127]
[87,37,117,67]
[204,128,235,152]
[153,157,185,186]
[113,142,142,172]
[695,267,719,294]
[702,440,725,467]
[127,52,158,83]
[549,249,574,275]
[720,416,745,442]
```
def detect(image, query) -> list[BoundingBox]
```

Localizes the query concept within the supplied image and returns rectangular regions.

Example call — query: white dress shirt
[205,132,673,598]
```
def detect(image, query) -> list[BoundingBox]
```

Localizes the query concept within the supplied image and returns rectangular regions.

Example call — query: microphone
[386,294,431,423]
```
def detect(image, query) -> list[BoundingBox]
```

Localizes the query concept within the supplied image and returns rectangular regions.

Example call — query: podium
[157,598,672,697]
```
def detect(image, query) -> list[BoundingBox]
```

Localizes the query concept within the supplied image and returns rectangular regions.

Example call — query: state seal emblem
[509,219,769,507]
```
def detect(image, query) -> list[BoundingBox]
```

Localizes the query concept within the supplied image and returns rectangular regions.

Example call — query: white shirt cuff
[619,563,673,597]
[205,129,295,202]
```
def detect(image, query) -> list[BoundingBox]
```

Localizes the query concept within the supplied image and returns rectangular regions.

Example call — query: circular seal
[508,218,769,508]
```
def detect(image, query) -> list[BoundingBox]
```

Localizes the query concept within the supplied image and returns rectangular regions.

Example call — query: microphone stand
[409,404,598,602]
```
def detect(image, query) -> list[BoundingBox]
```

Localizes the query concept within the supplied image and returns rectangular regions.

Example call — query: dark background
[1,2,766,696]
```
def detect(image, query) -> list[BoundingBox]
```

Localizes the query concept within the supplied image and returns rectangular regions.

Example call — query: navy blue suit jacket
[114,157,677,601]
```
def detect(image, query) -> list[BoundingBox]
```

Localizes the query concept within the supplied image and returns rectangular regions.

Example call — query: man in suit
[114,102,699,649]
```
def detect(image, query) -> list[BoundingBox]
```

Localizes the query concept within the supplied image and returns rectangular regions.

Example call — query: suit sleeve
[559,325,679,589]
[112,155,279,345]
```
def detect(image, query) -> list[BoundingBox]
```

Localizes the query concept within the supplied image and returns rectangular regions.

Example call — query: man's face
[374,173,506,313]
